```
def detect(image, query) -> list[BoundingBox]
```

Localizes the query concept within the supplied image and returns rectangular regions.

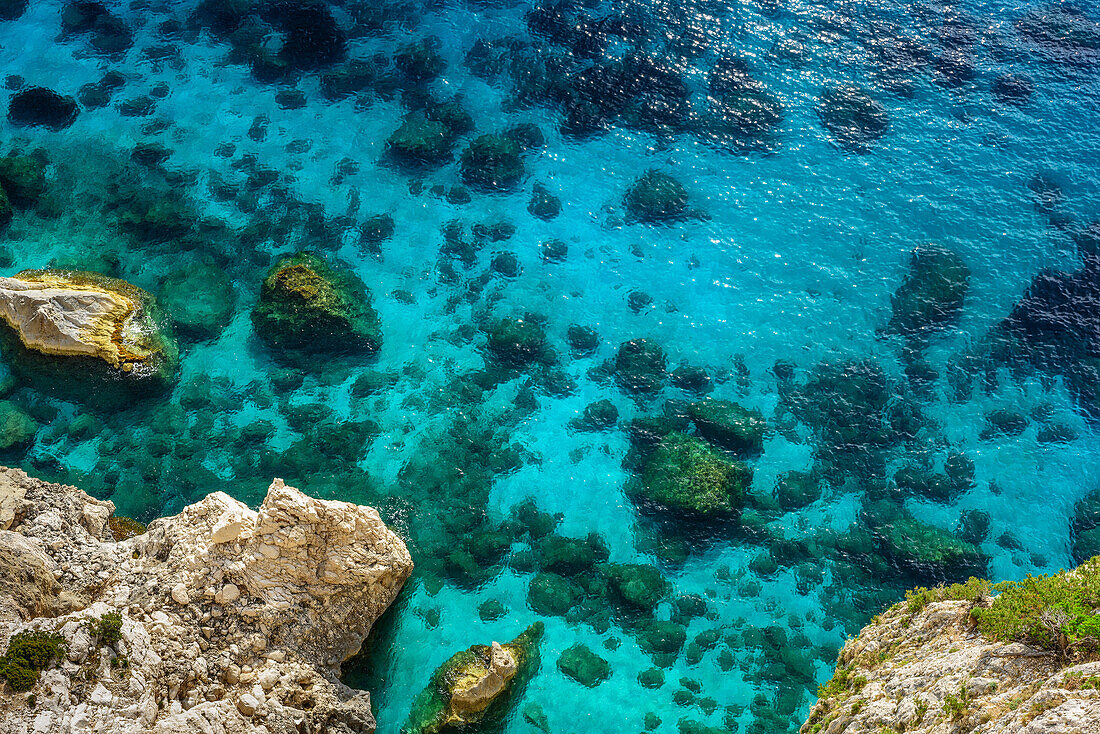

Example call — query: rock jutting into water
[403,623,543,734]
[252,252,382,356]
[0,269,178,394]
[802,558,1100,733]
[0,466,413,733]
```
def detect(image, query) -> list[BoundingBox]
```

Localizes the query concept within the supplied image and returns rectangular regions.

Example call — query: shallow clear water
[1,0,1099,732]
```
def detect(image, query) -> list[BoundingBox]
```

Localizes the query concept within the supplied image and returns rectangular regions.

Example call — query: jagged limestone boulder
[404,623,543,734]
[0,269,178,398]
[0,466,413,733]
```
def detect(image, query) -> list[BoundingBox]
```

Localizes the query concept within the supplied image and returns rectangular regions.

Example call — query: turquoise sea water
[1,0,1100,732]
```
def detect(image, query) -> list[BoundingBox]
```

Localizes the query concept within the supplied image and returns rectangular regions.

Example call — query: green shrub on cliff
[970,556,1100,658]
[0,630,66,691]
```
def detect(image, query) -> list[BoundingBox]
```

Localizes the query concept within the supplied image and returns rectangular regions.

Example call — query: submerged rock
[624,170,689,223]
[557,643,610,687]
[387,113,456,166]
[460,134,526,191]
[0,269,178,395]
[7,87,78,130]
[157,262,236,341]
[614,338,667,394]
[886,244,970,337]
[636,432,751,519]
[404,623,543,734]
[817,85,889,152]
[687,399,767,455]
[0,156,47,207]
[0,467,413,733]
[485,316,549,367]
[252,252,382,355]
[874,513,989,583]
[1071,489,1100,563]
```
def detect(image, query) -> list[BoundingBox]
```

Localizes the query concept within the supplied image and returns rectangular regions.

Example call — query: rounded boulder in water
[624,170,689,223]
[8,87,79,130]
[816,85,889,152]
[251,252,382,356]
[158,262,237,341]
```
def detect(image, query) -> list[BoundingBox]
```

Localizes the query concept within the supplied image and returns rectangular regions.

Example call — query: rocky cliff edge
[0,465,413,734]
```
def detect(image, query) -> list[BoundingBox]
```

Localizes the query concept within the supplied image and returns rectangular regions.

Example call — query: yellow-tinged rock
[0,270,178,396]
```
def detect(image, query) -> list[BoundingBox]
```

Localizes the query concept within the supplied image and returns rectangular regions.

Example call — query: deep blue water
[1,0,1100,732]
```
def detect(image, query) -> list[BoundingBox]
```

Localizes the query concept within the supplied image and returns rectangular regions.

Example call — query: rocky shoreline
[802,581,1100,734]
[0,465,412,734]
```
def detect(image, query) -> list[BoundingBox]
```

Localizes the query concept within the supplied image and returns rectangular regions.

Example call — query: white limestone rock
[802,598,1100,734]
[0,466,413,734]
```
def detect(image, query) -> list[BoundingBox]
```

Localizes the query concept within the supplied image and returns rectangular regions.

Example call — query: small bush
[817,665,868,699]
[91,612,123,647]
[905,577,991,614]
[0,630,66,692]
[971,557,1100,658]
[942,683,970,720]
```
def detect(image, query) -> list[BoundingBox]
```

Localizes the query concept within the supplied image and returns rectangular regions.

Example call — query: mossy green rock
[614,338,667,394]
[0,156,47,207]
[460,134,524,191]
[687,399,767,455]
[637,432,751,518]
[876,513,989,583]
[485,317,547,367]
[387,113,455,166]
[887,244,970,336]
[556,643,610,687]
[528,572,582,616]
[403,623,543,734]
[0,401,34,450]
[252,253,381,355]
[603,563,670,610]
[625,170,689,223]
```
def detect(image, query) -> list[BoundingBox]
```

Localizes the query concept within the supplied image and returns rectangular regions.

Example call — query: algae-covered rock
[556,643,610,687]
[527,572,582,616]
[687,399,767,455]
[624,170,689,223]
[602,562,670,610]
[460,134,525,191]
[252,253,381,355]
[0,401,35,451]
[636,432,750,518]
[614,338,667,394]
[158,262,236,341]
[387,113,455,166]
[817,85,889,152]
[0,156,47,208]
[875,513,989,583]
[403,623,543,734]
[485,316,548,367]
[0,269,178,398]
[887,245,970,337]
